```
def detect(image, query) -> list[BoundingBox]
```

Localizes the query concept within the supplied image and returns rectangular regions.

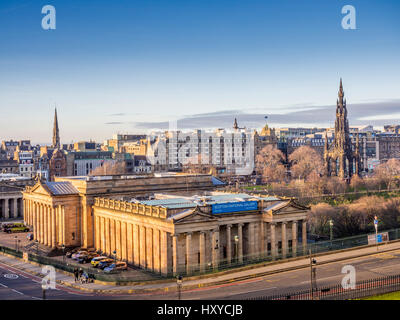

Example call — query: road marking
[300,274,342,284]
[31,296,42,300]
[11,289,24,295]
[3,274,19,279]
[0,282,8,288]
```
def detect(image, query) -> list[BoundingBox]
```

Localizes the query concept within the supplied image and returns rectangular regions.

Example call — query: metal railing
[252,274,400,300]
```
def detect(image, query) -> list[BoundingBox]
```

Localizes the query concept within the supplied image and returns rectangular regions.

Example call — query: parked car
[91,256,109,267]
[66,248,80,258]
[104,262,128,273]
[78,252,99,264]
[71,250,88,260]
[3,223,29,233]
[98,259,114,270]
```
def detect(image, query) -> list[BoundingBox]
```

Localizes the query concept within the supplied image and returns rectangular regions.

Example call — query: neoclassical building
[23,174,309,275]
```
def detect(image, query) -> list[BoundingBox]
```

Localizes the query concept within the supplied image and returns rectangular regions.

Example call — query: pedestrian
[73,268,78,283]
[78,268,83,282]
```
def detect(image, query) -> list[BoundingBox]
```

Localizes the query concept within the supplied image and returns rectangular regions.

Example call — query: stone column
[95,216,101,251]
[281,222,287,258]
[62,206,66,246]
[260,221,265,258]
[40,204,44,244]
[292,221,298,257]
[238,223,243,263]
[127,223,133,263]
[172,234,179,275]
[33,202,38,240]
[153,229,160,273]
[270,223,276,260]
[4,199,9,219]
[212,228,220,270]
[199,231,206,272]
[13,198,18,218]
[185,232,192,275]
[133,224,140,266]
[46,206,51,246]
[226,225,232,264]
[139,225,146,268]
[51,207,56,248]
[160,231,168,275]
[302,220,307,254]
[121,222,127,262]
[145,227,153,271]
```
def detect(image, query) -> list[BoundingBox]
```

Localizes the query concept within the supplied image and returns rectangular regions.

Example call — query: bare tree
[289,146,323,180]
[374,158,400,190]
[255,145,286,183]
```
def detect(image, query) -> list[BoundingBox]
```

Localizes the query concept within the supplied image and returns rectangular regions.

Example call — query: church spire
[52,107,60,149]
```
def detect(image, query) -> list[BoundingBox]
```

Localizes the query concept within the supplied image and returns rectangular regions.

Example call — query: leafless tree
[255,145,286,183]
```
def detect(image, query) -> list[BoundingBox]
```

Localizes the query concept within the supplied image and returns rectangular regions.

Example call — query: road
[0,249,400,300]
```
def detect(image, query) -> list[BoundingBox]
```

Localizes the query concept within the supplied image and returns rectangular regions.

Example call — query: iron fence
[252,274,400,300]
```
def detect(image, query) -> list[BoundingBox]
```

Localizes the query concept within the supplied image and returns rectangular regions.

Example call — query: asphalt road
[0,249,400,300]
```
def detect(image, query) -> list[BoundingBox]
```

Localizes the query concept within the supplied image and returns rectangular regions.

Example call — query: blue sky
[0,0,399,143]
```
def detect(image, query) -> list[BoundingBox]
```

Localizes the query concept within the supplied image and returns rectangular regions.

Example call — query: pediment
[173,207,218,224]
[30,182,51,196]
[272,200,309,215]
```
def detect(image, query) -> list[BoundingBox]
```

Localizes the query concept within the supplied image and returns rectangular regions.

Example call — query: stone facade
[92,195,309,275]
[0,185,24,219]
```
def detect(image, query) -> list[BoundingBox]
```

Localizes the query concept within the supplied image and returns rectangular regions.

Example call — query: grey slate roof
[45,182,79,195]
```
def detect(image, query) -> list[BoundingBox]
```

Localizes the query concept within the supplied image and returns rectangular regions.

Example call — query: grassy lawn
[363,291,400,300]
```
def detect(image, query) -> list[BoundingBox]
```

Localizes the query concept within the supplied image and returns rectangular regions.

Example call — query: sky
[0,0,399,144]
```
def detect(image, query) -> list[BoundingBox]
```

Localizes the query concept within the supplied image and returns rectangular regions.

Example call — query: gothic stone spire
[52,107,60,149]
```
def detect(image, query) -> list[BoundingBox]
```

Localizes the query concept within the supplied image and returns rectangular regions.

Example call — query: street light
[35,239,39,255]
[14,236,18,251]
[309,249,317,300]
[374,216,379,251]
[329,219,334,248]
[61,244,65,263]
[176,275,183,300]
[234,235,239,263]
[113,250,117,263]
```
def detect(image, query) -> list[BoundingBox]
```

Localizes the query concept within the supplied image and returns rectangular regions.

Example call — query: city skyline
[0,0,399,143]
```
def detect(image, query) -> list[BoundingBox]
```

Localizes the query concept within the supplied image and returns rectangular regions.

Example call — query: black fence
[253,274,400,300]
[0,245,23,258]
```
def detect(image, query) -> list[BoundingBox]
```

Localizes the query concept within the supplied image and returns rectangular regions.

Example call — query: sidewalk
[1,240,400,294]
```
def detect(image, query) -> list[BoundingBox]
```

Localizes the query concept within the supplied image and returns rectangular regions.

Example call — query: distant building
[0,159,19,174]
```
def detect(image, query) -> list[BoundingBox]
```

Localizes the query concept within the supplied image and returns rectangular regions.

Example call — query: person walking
[78,268,83,283]
[73,268,78,283]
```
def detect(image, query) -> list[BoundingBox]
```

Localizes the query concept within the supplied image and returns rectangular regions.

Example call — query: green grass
[363,291,400,300]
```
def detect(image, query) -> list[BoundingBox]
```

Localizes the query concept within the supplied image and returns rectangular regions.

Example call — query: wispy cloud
[131,100,400,130]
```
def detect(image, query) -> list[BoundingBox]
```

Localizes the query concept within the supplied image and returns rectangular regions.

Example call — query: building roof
[45,181,79,195]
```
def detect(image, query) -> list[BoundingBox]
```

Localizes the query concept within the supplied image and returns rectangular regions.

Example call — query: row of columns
[95,215,170,275]
[24,199,64,248]
[173,220,308,276]
[0,197,22,219]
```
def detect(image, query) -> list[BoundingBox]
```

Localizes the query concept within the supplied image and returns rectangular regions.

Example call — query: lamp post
[14,236,18,251]
[176,275,183,300]
[62,244,65,263]
[234,235,239,263]
[374,216,379,251]
[35,240,39,255]
[329,219,334,249]
[113,250,117,263]
[309,249,317,300]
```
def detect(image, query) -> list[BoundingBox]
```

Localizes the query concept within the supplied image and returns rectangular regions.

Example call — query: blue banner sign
[211,201,258,214]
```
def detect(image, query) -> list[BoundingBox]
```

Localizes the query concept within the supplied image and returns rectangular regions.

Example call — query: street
[1,248,400,300]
